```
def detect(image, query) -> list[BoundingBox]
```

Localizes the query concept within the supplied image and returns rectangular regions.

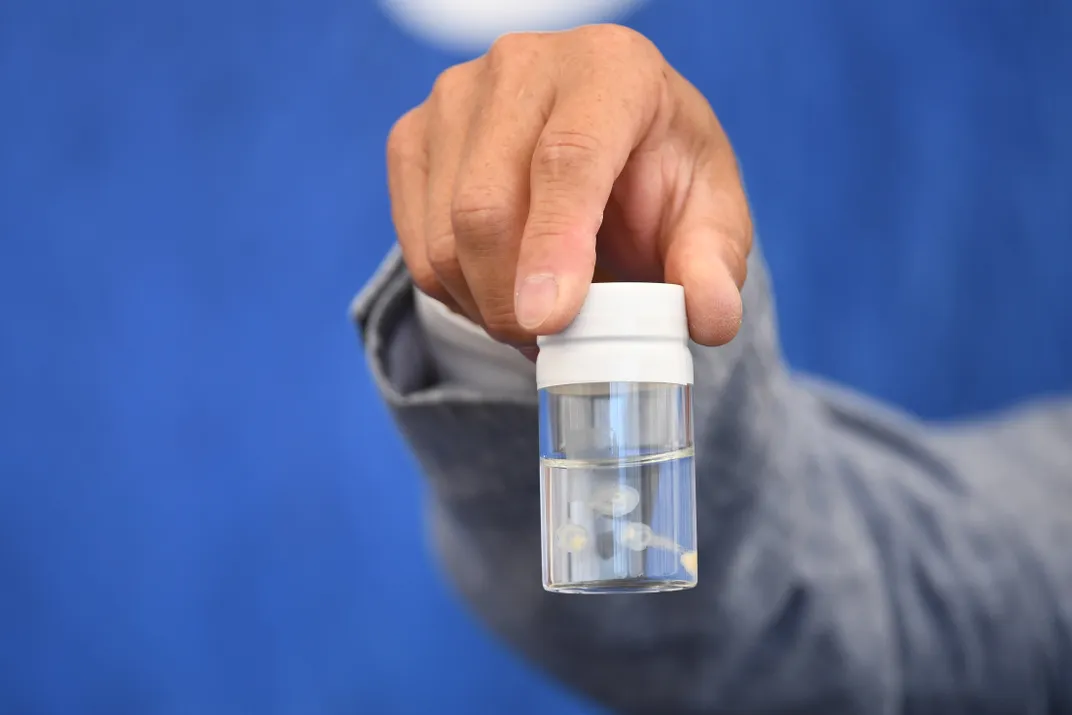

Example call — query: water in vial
[542,447,697,593]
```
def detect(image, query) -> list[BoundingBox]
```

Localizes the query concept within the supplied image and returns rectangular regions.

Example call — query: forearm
[353,243,1070,713]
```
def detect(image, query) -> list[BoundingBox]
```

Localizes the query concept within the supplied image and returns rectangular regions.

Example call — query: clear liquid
[541,447,697,594]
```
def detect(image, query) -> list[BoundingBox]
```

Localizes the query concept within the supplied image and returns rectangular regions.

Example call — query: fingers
[450,36,555,343]
[386,107,454,307]
[661,140,753,347]
[423,64,482,320]
[388,26,752,350]
[512,45,667,335]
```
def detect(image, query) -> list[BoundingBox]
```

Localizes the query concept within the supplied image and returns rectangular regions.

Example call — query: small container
[536,283,697,594]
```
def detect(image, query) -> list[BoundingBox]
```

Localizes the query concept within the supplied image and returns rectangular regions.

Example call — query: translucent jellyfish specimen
[555,523,588,553]
[619,522,654,551]
[588,483,640,517]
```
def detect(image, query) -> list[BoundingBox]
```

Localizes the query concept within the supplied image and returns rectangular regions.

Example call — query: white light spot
[378,0,648,53]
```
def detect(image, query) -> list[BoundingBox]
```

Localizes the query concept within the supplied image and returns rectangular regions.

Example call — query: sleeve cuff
[413,289,536,398]
[350,245,537,406]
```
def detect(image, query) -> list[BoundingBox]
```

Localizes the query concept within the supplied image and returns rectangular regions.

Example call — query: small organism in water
[555,523,588,552]
[588,483,640,517]
[620,521,654,551]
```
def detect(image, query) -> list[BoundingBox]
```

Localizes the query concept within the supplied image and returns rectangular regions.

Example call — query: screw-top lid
[536,283,693,389]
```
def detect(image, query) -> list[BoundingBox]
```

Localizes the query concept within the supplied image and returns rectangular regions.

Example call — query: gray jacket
[353,241,1072,714]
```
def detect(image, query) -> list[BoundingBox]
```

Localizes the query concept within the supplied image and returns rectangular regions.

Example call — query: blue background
[2,1,1071,713]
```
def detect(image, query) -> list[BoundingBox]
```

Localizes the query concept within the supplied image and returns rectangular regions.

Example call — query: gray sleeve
[352,243,1072,714]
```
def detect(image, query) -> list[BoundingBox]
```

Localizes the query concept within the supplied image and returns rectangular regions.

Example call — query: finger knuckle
[523,218,592,258]
[386,108,422,168]
[408,262,447,301]
[592,23,641,44]
[430,63,474,105]
[485,32,539,72]
[577,23,658,56]
[451,186,516,245]
[425,229,460,276]
[533,129,602,180]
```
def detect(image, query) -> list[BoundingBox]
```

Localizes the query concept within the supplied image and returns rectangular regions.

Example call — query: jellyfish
[555,523,588,553]
[619,522,654,551]
[588,483,640,517]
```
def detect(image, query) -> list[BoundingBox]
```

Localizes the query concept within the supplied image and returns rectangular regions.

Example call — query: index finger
[511,50,667,334]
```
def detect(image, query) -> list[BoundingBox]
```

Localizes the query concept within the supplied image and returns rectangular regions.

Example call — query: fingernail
[515,273,558,330]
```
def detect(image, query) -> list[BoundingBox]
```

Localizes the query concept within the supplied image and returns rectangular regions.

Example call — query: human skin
[385,24,751,350]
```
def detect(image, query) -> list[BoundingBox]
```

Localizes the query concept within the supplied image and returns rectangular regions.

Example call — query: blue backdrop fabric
[1,1,1071,713]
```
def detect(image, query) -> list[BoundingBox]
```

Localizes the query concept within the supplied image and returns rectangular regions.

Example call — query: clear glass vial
[536,283,697,594]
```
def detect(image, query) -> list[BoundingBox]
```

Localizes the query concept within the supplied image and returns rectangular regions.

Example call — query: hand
[386,24,752,350]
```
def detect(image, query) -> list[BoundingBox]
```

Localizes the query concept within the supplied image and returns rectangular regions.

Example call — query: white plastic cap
[536,283,694,389]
